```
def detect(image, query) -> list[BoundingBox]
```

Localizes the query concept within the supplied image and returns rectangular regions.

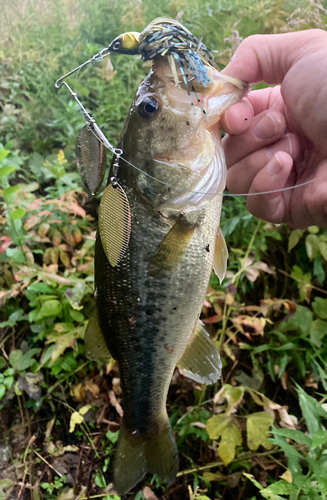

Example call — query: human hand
[220,29,327,229]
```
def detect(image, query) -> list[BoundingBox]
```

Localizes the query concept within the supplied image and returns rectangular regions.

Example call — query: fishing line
[120,154,321,198]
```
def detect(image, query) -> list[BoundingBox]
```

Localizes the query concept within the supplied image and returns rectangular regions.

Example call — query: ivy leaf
[207,414,242,465]
[247,412,274,450]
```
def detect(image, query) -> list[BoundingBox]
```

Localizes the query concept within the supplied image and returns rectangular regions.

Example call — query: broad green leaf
[310,319,327,348]
[261,480,293,498]
[0,479,13,489]
[311,429,327,449]
[69,309,84,322]
[3,376,14,390]
[247,412,273,450]
[47,326,84,364]
[9,350,23,370]
[28,282,56,293]
[312,297,327,320]
[18,356,37,372]
[0,385,6,401]
[11,208,26,221]
[308,226,319,234]
[94,473,106,488]
[218,421,242,466]
[319,241,327,261]
[279,305,312,337]
[218,384,244,416]
[106,430,119,444]
[207,414,230,440]
[0,166,16,178]
[296,384,327,436]
[0,309,25,328]
[305,234,320,260]
[272,428,311,446]
[207,414,242,465]
[3,185,21,197]
[270,434,302,459]
[39,299,62,318]
[288,229,303,252]
[0,150,9,162]
[0,357,6,370]
[6,248,26,264]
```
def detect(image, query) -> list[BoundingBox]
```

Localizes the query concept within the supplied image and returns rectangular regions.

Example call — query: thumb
[221,29,327,85]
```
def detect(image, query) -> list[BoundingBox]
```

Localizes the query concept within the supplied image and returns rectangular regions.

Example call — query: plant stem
[176,447,280,477]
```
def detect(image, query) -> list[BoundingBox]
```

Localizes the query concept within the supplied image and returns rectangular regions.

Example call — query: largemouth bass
[85,59,247,495]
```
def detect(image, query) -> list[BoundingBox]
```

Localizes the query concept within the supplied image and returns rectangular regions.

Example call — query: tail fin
[113,420,179,496]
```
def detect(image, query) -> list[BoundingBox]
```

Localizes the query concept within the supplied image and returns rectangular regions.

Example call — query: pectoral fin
[213,227,228,284]
[149,220,194,278]
[84,310,111,363]
[99,183,131,267]
[177,319,222,384]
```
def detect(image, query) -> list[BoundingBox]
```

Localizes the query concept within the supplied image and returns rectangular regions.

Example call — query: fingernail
[254,113,278,139]
[268,134,293,158]
[267,153,282,176]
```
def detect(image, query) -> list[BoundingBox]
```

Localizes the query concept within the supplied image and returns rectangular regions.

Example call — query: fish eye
[112,40,121,50]
[138,96,160,119]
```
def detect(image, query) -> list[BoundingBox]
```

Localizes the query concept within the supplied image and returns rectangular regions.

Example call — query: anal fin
[213,226,228,284]
[177,319,222,384]
[149,219,194,278]
[84,309,111,363]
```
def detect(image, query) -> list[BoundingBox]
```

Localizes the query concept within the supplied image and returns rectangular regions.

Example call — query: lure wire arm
[55,47,123,174]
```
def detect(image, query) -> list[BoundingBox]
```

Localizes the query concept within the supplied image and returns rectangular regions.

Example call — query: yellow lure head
[108,32,141,54]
